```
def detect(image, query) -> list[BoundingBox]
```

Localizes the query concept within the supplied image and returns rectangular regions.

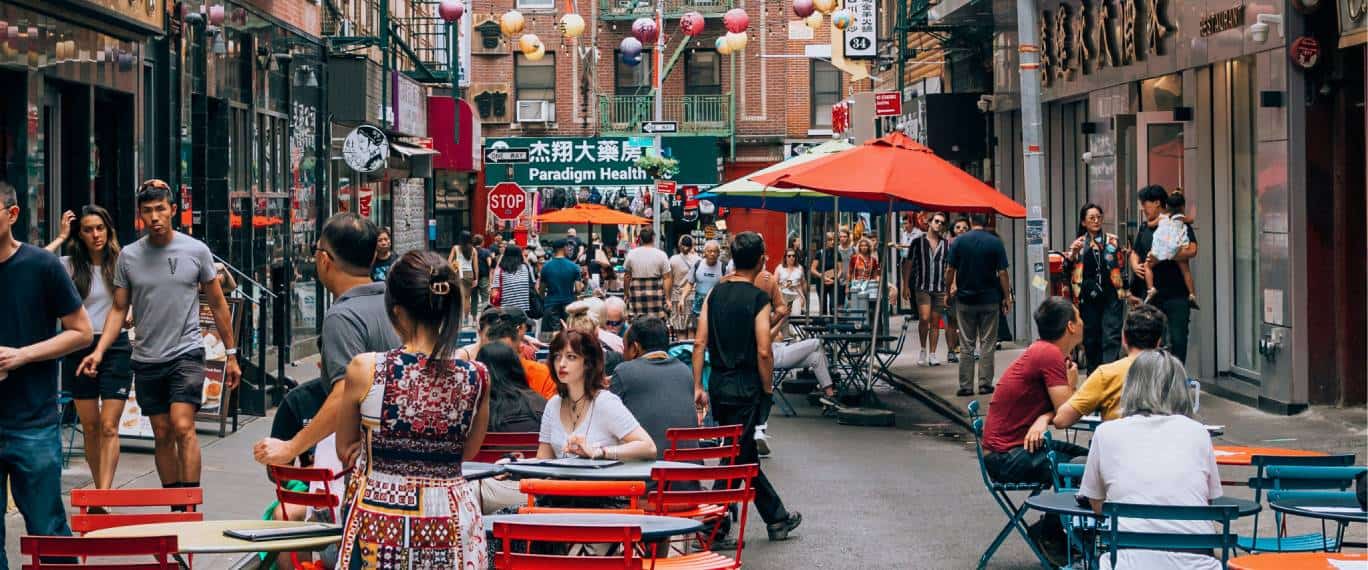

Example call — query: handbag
[525,269,545,319]
[491,269,502,307]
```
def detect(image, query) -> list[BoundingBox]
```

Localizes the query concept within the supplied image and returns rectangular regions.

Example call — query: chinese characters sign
[1038,0,1175,86]
[484,136,720,187]
[845,0,878,59]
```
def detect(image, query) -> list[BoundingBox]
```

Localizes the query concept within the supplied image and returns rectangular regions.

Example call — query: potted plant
[634,153,679,179]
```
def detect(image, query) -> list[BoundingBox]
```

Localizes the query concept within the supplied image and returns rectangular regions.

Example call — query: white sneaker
[755,427,771,457]
[928,355,940,366]
[917,350,927,366]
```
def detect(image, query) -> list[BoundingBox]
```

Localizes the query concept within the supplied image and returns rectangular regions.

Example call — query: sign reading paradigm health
[343,124,389,173]
[483,136,720,188]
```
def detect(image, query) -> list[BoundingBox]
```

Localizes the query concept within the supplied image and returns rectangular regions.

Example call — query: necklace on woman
[570,394,589,426]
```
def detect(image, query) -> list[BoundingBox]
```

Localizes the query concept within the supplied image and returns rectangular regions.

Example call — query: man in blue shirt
[538,239,583,337]
[946,214,1013,397]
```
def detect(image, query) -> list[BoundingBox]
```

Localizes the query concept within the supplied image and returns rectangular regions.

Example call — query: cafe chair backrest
[519,479,646,515]
[494,522,643,569]
[473,431,540,462]
[1102,502,1239,569]
[21,535,179,570]
[663,424,743,463]
[70,488,203,535]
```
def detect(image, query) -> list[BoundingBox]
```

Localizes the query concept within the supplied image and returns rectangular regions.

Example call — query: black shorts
[63,333,133,401]
[131,349,206,416]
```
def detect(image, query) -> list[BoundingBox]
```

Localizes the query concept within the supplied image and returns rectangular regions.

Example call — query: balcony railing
[598,0,733,20]
[598,94,731,136]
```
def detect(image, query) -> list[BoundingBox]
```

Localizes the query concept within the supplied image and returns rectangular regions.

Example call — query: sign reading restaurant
[483,137,720,187]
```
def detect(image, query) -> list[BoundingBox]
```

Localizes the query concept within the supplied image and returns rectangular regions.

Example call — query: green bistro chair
[967,400,1053,569]
[1240,454,1357,553]
[1101,502,1239,569]
[1263,465,1367,552]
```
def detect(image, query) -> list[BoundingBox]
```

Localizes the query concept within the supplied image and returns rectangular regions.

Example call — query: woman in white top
[448,230,479,328]
[45,206,132,491]
[537,329,655,460]
[775,248,807,315]
[1078,351,1223,570]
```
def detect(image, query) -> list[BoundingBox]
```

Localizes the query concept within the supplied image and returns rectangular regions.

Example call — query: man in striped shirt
[908,212,950,366]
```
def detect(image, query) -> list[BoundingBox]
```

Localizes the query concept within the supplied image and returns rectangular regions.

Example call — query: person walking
[492,244,535,313]
[80,179,240,499]
[45,206,132,492]
[681,240,724,335]
[370,227,395,282]
[809,232,845,315]
[668,235,699,334]
[0,182,94,568]
[538,239,583,338]
[623,227,672,322]
[1066,204,1127,372]
[908,213,950,366]
[775,249,807,316]
[335,251,492,567]
[944,217,970,363]
[253,213,401,467]
[448,230,479,330]
[847,238,881,317]
[692,231,803,542]
[946,213,1013,397]
[472,234,493,320]
[1130,185,1199,364]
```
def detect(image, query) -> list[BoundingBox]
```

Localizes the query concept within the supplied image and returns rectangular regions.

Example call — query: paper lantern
[831,9,854,30]
[519,33,542,54]
[619,50,641,66]
[723,8,750,33]
[560,13,586,38]
[619,36,643,59]
[814,0,837,15]
[208,4,225,25]
[631,17,659,44]
[680,11,705,36]
[714,35,733,55]
[438,0,463,23]
[804,12,824,29]
[724,31,748,51]
[500,10,525,35]
[524,43,546,61]
[793,0,816,18]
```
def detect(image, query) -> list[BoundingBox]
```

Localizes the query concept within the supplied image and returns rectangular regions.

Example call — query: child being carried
[1145,190,1199,309]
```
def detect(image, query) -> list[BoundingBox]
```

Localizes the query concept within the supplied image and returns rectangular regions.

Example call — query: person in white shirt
[774,248,807,315]
[537,329,655,461]
[1078,351,1223,570]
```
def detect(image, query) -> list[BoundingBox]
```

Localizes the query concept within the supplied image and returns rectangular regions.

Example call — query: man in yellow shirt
[1053,304,1167,427]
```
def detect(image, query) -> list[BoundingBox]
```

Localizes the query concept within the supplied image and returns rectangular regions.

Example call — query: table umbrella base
[835,407,895,427]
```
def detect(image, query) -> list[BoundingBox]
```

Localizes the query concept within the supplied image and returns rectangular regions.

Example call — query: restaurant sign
[483,136,720,188]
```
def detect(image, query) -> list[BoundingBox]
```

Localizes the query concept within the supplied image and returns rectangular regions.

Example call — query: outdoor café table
[483,513,703,542]
[502,459,699,481]
[1228,552,1368,570]
[462,461,507,481]
[1270,495,1368,525]
[87,519,340,568]
[1213,445,1329,466]
[1066,415,1224,443]
[817,333,896,399]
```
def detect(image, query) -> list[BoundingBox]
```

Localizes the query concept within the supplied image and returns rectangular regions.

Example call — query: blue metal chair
[1239,453,1357,553]
[967,400,1052,569]
[57,390,82,468]
[1046,432,1096,567]
[1263,465,1367,552]
[770,367,799,417]
[1101,502,1239,569]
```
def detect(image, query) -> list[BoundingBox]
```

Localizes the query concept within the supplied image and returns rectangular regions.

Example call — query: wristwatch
[225,348,238,357]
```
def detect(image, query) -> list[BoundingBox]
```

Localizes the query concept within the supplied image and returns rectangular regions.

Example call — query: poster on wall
[391,178,427,256]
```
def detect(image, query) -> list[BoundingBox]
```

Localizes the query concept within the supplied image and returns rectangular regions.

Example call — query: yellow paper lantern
[560,13,586,38]
[519,33,542,54]
[804,12,823,29]
[813,0,837,15]
[831,9,854,30]
[724,31,748,51]
[500,10,525,36]
[714,35,733,56]
[524,44,546,61]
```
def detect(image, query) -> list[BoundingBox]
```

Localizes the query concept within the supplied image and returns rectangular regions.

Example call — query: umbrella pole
[865,197,893,395]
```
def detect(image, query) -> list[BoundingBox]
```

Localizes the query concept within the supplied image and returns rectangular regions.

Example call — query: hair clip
[430,282,451,296]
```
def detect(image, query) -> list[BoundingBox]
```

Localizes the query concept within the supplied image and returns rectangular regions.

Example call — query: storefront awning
[428,97,481,171]
[391,140,441,157]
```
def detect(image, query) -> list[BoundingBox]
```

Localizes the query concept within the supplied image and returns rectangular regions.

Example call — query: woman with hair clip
[46,206,131,493]
[336,250,492,568]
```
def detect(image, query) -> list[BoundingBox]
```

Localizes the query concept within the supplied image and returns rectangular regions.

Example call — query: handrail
[212,255,279,300]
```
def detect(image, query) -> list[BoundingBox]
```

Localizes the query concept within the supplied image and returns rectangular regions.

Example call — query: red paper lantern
[723,8,749,34]
[680,11,705,36]
[438,0,464,23]
[631,17,659,44]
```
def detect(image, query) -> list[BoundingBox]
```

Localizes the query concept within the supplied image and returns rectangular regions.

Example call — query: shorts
[64,332,133,401]
[131,349,206,416]
[915,291,947,313]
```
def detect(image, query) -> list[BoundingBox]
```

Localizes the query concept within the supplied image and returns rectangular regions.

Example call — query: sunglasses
[605,320,623,328]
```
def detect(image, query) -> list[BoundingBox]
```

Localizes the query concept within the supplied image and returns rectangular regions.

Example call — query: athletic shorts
[131,349,206,416]
[915,290,948,313]
[64,332,133,401]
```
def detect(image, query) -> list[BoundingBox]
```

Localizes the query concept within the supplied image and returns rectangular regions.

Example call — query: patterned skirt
[627,276,668,321]
[338,469,486,569]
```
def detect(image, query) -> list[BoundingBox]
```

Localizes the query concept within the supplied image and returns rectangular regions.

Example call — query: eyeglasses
[605,320,623,328]
[931,219,945,225]
[312,241,333,260]
[1085,214,1103,221]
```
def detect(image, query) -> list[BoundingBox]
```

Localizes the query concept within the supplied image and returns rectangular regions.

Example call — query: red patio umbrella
[535,203,650,226]
[750,131,1026,218]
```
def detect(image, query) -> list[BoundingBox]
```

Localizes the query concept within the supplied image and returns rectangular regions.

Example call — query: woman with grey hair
[1077,351,1222,570]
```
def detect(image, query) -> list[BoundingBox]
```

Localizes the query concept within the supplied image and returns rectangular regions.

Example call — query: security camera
[976,95,994,113]
[1250,13,1283,43]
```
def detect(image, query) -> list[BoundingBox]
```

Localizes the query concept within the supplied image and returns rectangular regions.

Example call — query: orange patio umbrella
[750,131,1027,218]
[535,203,650,226]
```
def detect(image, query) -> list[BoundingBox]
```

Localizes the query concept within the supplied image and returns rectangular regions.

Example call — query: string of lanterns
[487,5,755,66]
[793,0,854,30]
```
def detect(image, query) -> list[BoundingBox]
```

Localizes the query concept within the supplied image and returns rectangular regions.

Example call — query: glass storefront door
[1228,57,1261,376]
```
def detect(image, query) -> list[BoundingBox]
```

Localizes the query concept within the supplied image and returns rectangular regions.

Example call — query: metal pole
[1015,0,1048,328]
[450,21,460,144]
[651,0,664,248]
[380,0,390,130]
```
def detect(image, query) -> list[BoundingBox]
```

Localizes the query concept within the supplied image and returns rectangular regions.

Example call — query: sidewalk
[880,316,1367,458]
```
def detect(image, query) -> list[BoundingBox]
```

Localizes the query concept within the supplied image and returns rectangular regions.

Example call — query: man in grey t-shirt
[610,317,697,460]
[80,181,240,492]
[254,213,400,467]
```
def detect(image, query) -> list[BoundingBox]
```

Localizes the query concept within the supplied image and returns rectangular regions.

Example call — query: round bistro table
[502,460,699,481]
[484,513,703,542]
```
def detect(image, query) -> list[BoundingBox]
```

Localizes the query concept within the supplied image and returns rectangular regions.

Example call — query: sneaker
[917,349,927,366]
[928,355,940,366]
[755,428,771,457]
[1188,295,1201,310]
[955,388,974,397]
[947,353,960,363]
[978,385,995,395]
[766,512,803,541]
[711,536,738,551]
[817,395,839,409]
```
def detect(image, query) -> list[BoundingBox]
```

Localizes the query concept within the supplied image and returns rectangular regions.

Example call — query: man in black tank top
[691,232,803,542]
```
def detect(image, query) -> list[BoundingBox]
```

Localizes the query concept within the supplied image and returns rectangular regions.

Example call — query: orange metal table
[1213,445,1329,466]
[1229,552,1367,570]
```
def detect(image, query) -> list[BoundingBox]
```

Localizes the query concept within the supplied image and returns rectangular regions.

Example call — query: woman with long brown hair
[535,329,655,461]
[46,206,131,492]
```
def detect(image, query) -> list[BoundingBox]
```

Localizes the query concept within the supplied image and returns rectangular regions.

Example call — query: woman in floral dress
[336,250,492,569]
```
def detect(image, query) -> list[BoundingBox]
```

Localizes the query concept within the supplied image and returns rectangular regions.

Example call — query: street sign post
[874,91,902,116]
[486,147,530,163]
[487,182,528,221]
[642,121,678,134]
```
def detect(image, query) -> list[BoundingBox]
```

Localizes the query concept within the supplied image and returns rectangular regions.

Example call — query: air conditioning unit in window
[516,100,554,123]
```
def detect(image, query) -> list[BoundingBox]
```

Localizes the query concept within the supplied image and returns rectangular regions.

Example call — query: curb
[879,371,973,431]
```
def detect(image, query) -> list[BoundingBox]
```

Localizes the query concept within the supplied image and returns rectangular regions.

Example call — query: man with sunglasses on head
[253,213,400,468]
[907,212,951,367]
[80,179,239,499]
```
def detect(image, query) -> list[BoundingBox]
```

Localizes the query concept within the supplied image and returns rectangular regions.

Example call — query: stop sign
[487,182,528,221]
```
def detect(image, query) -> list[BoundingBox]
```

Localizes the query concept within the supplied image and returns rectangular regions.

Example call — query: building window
[516,0,555,10]
[615,50,652,96]
[685,50,721,95]
[515,52,556,102]
[810,59,841,129]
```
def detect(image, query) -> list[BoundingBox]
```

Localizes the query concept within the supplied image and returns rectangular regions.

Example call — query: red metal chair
[267,465,344,570]
[661,425,742,463]
[646,464,759,570]
[473,432,541,462]
[70,488,203,535]
[493,522,643,569]
[519,479,646,515]
[20,535,179,569]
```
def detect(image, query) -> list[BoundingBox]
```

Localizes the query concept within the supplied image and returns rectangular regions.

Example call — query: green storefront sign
[484,136,719,187]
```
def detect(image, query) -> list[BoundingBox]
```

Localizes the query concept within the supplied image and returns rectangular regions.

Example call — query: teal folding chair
[1240,454,1357,553]
[967,400,1052,569]
[57,390,82,468]
[1264,465,1366,552]
[1046,432,1096,568]
[1101,502,1239,569]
